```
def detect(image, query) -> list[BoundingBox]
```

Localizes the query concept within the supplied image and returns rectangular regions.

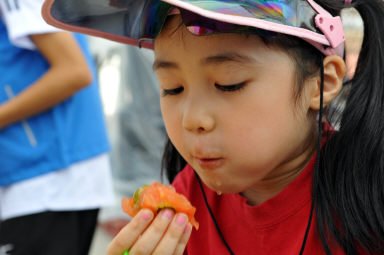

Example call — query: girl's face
[154,16,317,198]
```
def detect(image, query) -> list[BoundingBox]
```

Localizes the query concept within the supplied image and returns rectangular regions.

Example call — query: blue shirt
[0,19,110,186]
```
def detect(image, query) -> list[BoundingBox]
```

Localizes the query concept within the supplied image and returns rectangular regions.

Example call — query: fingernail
[176,214,186,226]
[162,209,173,220]
[184,224,191,233]
[142,210,151,221]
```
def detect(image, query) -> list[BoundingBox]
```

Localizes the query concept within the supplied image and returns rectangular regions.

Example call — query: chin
[204,181,244,195]
[196,173,239,193]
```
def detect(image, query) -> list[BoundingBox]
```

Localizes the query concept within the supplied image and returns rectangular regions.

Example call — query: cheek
[160,100,182,146]
[222,83,302,163]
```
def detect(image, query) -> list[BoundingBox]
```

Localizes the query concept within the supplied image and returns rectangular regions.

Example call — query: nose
[182,96,215,134]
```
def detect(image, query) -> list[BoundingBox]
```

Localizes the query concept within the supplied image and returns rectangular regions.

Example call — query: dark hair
[316,0,384,254]
[161,0,384,253]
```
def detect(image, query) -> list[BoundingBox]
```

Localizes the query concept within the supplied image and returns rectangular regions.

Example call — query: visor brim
[42,0,344,56]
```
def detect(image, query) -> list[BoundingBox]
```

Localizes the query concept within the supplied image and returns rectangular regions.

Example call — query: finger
[106,209,154,255]
[129,209,175,254]
[173,223,192,255]
[153,213,189,255]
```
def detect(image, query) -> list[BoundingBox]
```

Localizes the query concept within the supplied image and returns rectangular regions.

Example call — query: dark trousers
[0,209,99,255]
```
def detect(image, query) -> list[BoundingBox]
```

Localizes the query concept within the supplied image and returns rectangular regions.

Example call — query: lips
[194,157,224,169]
[190,142,224,169]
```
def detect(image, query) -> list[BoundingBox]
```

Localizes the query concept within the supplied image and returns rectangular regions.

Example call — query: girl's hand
[106,209,192,255]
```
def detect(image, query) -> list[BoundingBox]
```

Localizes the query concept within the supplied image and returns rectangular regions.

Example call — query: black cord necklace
[194,63,325,255]
[194,171,235,255]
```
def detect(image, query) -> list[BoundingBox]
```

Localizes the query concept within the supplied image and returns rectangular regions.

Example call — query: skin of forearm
[0,64,92,129]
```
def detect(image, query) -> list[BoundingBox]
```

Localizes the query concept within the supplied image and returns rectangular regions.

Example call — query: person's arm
[0,31,92,129]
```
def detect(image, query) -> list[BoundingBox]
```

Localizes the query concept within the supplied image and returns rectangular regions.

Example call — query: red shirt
[172,152,345,255]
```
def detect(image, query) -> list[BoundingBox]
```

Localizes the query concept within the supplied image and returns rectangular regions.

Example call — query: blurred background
[86,39,167,255]
[82,7,364,255]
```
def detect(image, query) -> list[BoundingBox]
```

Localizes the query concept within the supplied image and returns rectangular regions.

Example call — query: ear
[309,55,346,110]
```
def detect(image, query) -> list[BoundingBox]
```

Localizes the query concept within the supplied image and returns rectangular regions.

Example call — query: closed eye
[215,82,246,92]
[162,86,184,96]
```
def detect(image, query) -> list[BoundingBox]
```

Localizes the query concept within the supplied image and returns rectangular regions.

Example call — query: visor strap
[307,0,345,49]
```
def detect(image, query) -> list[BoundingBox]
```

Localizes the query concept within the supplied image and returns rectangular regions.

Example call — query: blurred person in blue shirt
[0,0,114,254]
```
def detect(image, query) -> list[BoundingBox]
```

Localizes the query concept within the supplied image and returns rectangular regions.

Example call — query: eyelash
[215,82,246,92]
[161,82,246,96]
[162,87,184,96]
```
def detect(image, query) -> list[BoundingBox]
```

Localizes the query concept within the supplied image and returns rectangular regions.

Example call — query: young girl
[43,0,384,254]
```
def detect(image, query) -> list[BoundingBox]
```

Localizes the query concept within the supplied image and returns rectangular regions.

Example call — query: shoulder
[1,0,60,49]
[1,0,47,18]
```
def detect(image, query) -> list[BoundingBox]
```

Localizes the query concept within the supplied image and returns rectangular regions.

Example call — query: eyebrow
[153,60,178,71]
[202,52,256,66]
[153,52,256,71]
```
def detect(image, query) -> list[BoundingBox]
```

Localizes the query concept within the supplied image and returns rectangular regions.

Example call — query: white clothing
[0,154,115,220]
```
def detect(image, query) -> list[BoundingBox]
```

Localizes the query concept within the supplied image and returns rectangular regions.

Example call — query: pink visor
[42,0,345,57]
